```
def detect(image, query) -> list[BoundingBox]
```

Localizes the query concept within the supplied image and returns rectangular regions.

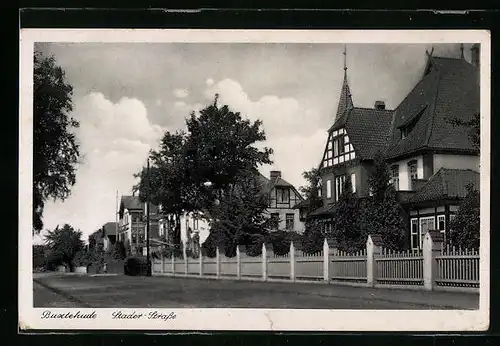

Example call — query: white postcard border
[19,29,491,331]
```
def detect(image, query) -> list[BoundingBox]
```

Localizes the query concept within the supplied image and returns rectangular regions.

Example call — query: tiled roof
[120,195,159,214]
[406,168,479,204]
[326,71,394,161]
[308,203,336,217]
[120,195,143,211]
[102,222,117,236]
[344,107,394,160]
[386,56,479,159]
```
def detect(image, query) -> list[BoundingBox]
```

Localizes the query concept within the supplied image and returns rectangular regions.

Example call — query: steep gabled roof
[257,172,304,201]
[102,222,117,236]
[406,168,479,205]
[386,56,479,159]
[344,107,394,160]
[120,195,143,211]
[119,195,159,215]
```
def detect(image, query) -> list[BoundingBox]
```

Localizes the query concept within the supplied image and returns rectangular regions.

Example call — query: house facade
[263,170,305,233]
[88,222,117,252]
[307,44,480,250]
[385,46,480,250]
[117,195,161,255]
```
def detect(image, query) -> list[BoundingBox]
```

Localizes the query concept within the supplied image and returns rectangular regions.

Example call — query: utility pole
[146,155,152,276]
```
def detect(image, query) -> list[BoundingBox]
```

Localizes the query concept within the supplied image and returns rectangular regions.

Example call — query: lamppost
[146,153,152,276]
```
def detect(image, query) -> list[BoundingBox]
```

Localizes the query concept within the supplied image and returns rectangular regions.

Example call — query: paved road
[33,274,479,310]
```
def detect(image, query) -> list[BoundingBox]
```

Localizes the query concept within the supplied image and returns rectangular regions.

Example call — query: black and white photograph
[19,29,490,331]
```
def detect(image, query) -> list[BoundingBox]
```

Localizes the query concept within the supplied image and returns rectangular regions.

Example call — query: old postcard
[19,29,490,331]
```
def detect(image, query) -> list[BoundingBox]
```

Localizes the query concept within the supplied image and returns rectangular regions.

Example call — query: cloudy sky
[34,41,474,241]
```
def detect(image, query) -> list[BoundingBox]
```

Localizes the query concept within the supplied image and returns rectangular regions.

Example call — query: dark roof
[120,195,143,211]
[257,172,304,202]
[326,71,394,161]
[102,222,117,236]
[120,195,159,214]
[406,168,479,204]
[386,56,479,159]
[293,199,311,209]
[344,107,394,160]
[308,203,336,217]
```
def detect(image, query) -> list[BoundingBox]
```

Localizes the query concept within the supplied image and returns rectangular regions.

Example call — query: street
[33,274,479,309]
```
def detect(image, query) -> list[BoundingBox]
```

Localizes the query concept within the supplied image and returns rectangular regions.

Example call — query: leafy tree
[33,245,48,269]
[299,167,324,213]
[184,95,273,204]
[133,131,189,246]
[361,151,405,250]
[333,178,364,252]
[448,183,480,249]
[135,96,273,250]
[301,220,325,254]
[111,241,127,260]
[44,224,84,270]
[33,51,80,234]
[208,167,272,257]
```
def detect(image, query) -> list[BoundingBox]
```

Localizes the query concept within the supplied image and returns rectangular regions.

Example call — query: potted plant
[72,250,91,274]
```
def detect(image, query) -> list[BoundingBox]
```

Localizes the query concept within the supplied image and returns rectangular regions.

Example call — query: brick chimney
[470,44,480,67]
[374,101,386,110]
[270,170,281,180]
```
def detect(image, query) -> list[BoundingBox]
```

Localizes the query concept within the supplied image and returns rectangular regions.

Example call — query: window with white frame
[408,160,418,189]
[437,215,446,244]
[410,218,419,250]
[317,181,322,197]
[350,173,356,193]
[326,179,332,199]
[335,175,346,201]
[419,216,435,248]
[193,217,199,230]
[285,213,294,231]
[390,165,399,190]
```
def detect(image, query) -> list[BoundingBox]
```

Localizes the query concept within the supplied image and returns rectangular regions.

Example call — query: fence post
[160,252,164,274]
[367,235,383,287]
[171,252,175,276]
[262,243,269,281]
[183,243,188,276]
[289,241,295,281]
[198,250,203,277]
[323,238,330,282]
[236,245,242,280]
[423,231,444,291]
[326,236,338,282]
[216,245,221,278]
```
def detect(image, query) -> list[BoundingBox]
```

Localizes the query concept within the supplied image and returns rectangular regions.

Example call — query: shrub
[111,241,127,260]
[72,250,92,268]
[124,256,149,276]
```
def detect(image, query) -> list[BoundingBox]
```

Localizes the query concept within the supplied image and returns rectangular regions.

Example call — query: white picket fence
[152,232,479,293]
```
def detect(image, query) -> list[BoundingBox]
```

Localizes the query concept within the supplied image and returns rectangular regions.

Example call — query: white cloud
[156,99,162,106]
[206,78,214,86]
[201,78,326,188]
[42,92,166,238]
[173,88,189,98]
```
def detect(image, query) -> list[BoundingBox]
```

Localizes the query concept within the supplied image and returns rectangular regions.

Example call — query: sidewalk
[33,273,479,309]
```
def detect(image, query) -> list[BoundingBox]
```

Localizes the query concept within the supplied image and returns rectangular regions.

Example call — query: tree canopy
[299,167,324,213]
[44,224,84,270]
[449,183,480,249]
[33,51,80,233]
[134,95,274,248]
[361,151,405,250]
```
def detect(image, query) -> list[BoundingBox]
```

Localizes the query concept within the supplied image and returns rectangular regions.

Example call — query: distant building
[307,44,480,250]
[117,195,161,255]
[88,222,117,252]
